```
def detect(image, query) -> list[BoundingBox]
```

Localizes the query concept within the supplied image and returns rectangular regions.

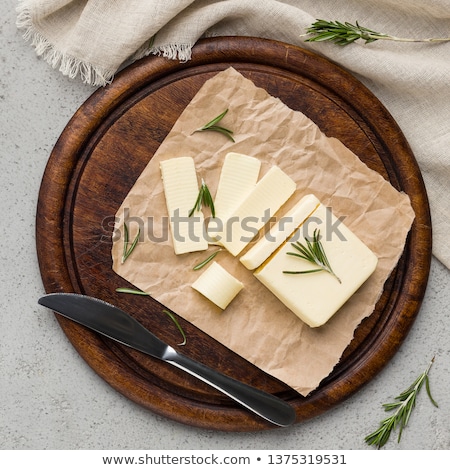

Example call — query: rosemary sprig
[189,178,216,217]
[115,287,149,296]
[193,249,222,270]
[304,19,450,46]
[122,222,140,263]
[283,229,341,283]
[365,357,438,449]
[163,310,187,346]
[193,108,235,142]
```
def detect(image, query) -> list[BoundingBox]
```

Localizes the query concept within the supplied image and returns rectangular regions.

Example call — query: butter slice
[191,261,243,309]
[214,152,261,220]
[217,166,296,256]
[160,157,208,255]
[208,152,261,244]
[254,202,378,327]
[240,194,320,270]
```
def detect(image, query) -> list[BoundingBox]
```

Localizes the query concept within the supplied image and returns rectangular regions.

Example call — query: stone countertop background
[1,1,449,450]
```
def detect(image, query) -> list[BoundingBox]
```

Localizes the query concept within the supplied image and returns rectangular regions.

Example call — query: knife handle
[165,348,296,427]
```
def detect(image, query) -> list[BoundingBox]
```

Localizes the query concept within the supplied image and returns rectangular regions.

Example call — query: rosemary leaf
[163,309,187,346]
[125,228,140,260]
[189,179,216,217]
[283,229,341,283]
[122,222,140,263]
[193,108,235,142]
[206,125,234,138]
[115,287,150,296]
[193,249,221,270]
[203,108,229,128]
[201,180,215,218]
[122,221,129,261]
[188,184,204,217]
[282,269,325,275]
[425,375,439,407]
[365,357,438,449]
[304,19,450,46]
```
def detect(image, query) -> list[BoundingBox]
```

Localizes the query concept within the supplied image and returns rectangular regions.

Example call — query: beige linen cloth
[17,0,450,270]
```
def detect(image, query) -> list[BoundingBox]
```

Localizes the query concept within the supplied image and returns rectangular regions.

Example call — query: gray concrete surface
[1,1,449,450]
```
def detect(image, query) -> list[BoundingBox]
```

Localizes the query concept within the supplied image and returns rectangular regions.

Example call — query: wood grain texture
[36,37,431,431]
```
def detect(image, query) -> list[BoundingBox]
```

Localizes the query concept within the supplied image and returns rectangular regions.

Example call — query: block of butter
[216,166,296,257]
[160,157,208,255]
[254,199,378,327]
[191,261,244,309]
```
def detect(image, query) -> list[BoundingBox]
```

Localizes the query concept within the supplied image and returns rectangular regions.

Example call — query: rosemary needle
[115,287,149,296]
[163,310,187,346]
[193,108,235,142]
[122,221,140,263]
[193,249,221,270]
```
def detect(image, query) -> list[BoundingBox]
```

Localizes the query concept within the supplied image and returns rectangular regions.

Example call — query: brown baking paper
[111,67,415,396]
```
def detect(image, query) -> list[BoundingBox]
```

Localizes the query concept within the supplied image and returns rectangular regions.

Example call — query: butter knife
[38,293,296,427]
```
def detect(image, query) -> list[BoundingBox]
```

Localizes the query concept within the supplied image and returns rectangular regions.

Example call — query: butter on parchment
[254,201,378,327]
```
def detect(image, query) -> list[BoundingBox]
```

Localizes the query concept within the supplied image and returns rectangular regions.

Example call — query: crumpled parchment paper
[112,67,415,396]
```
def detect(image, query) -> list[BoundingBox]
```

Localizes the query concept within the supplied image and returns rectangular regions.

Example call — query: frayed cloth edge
[135,42,193,63]
[17,3,194,85]
[16,4,115,87]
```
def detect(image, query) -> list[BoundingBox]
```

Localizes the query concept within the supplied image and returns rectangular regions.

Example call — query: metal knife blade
[38,293,296,427]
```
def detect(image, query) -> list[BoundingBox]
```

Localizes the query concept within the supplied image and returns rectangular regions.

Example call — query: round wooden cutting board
[36,37,431,431]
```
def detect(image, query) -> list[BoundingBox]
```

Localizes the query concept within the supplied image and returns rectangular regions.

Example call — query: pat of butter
[240,194,321,270]
[192,261,244,309]
[160,157,208,255]
[217,166,296,257]
[254,202,378,327]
